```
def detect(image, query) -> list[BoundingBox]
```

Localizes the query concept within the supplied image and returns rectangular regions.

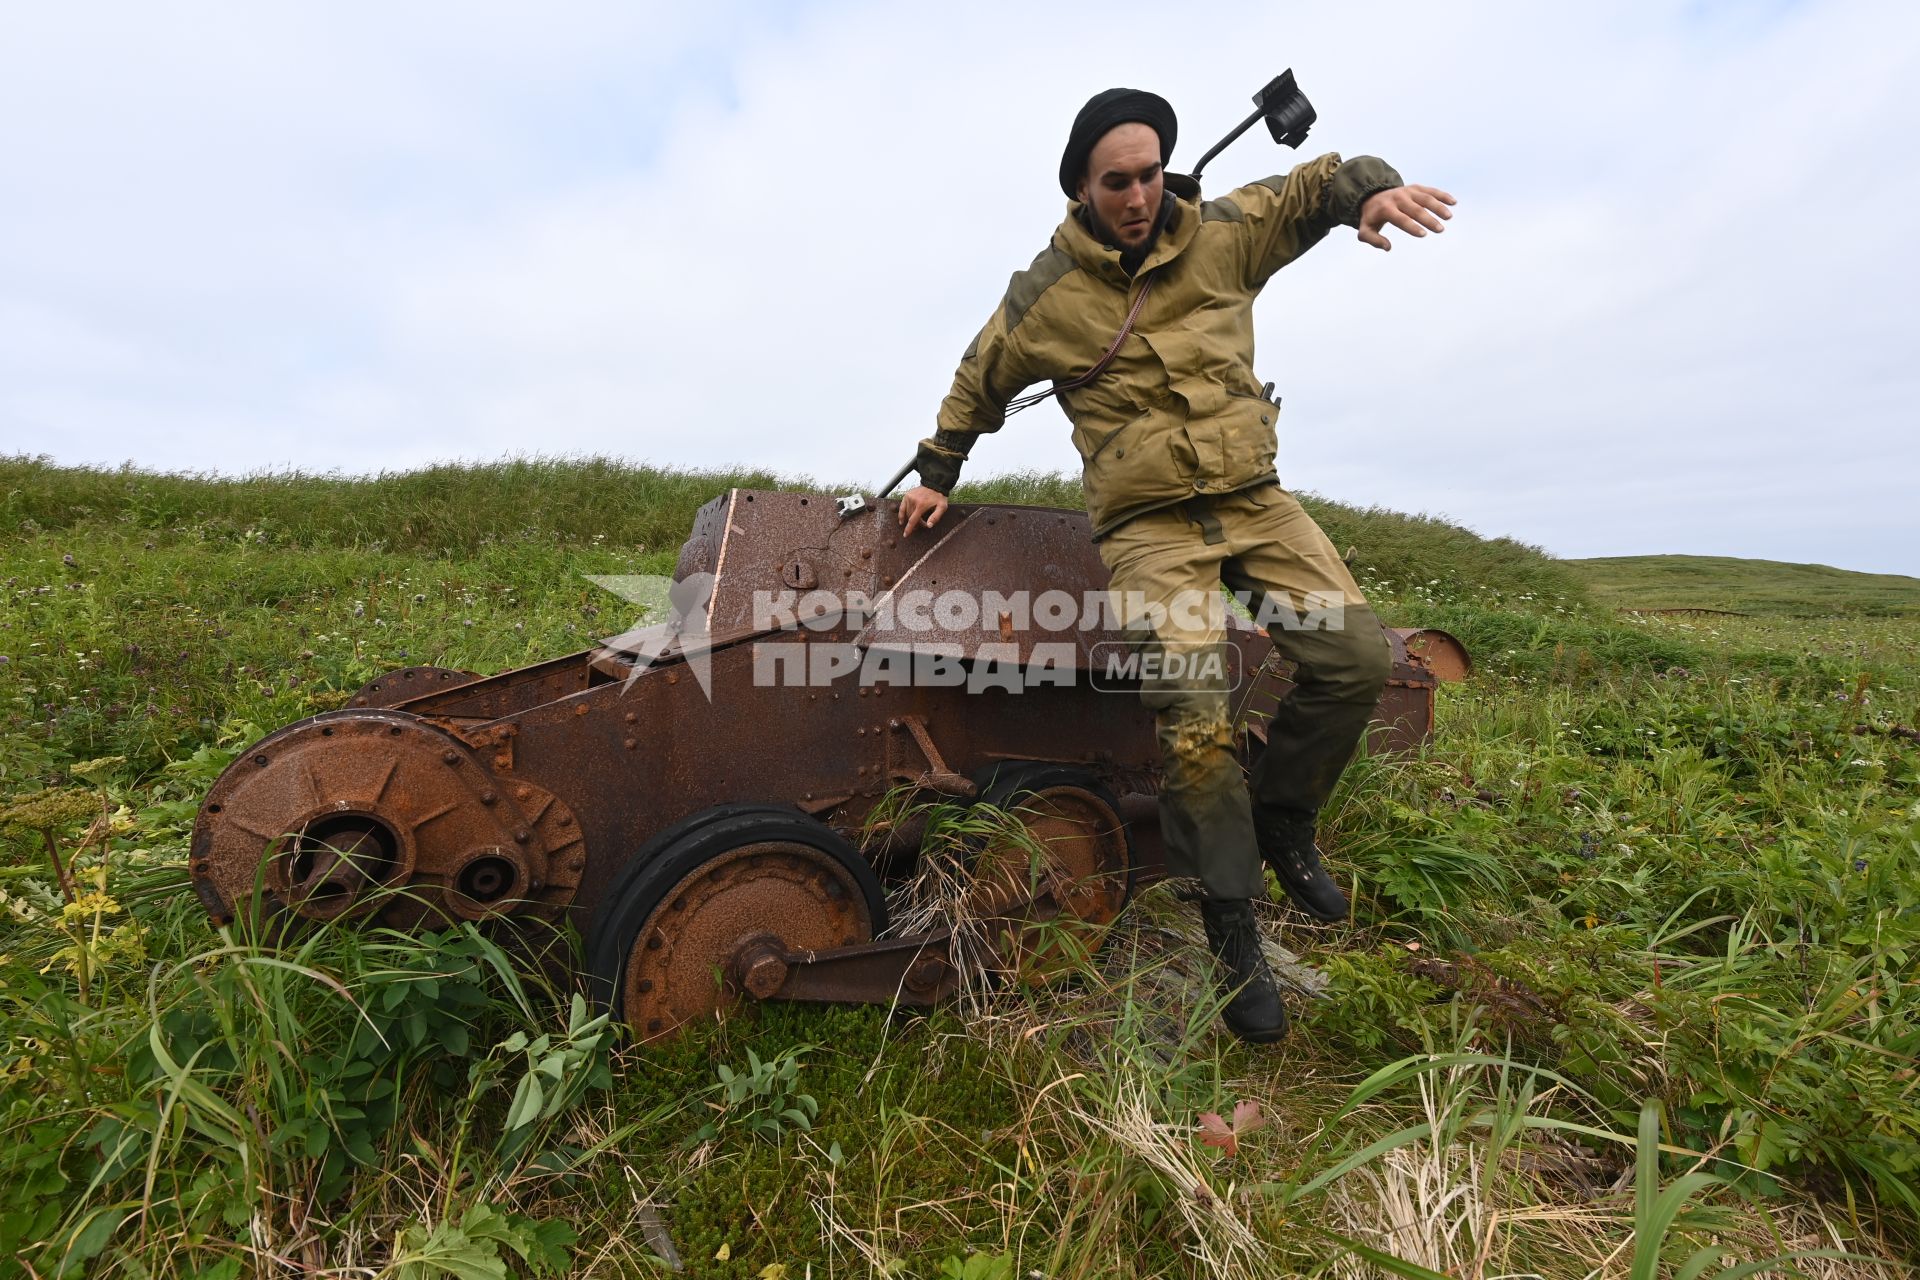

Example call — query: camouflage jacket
[915,152,1401,537]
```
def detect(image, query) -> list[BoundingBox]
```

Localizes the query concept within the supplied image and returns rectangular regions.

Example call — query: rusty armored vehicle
[190,489,1467,1042]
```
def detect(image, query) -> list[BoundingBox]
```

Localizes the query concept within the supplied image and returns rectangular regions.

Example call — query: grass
[2,457,1917,1278]
[1569,555,1920,619]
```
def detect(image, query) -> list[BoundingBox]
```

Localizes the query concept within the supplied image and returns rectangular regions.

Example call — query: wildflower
[70,756,125,781]
[1853,858,1868,872]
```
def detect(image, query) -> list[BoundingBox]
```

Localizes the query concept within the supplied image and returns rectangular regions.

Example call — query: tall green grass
[3,458,1916,1276]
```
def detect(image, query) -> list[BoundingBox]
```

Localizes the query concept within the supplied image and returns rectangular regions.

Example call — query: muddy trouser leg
[1097,502,1264,901]
[1212,485,1391,818]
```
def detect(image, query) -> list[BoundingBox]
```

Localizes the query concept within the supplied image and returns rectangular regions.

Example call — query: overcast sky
[3,1,1916,573]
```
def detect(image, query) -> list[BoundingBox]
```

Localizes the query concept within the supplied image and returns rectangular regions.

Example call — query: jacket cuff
[1323,155,1403,228]
[913,440,964,494]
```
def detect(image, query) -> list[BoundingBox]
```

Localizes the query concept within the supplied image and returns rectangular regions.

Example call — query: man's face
[1076,122,1164,249]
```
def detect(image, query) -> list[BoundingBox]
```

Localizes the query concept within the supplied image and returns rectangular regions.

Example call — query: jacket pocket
[1076,408,1191,521]
[1220,394,1279,484]
[1080,409,1148,464]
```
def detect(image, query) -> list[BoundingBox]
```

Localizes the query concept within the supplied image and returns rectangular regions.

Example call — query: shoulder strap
[1002,269,1158,418]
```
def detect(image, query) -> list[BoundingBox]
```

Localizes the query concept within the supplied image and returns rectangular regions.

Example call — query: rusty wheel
[587,806,887,1044]
[190,710,583,930]
[969,763,1134,974]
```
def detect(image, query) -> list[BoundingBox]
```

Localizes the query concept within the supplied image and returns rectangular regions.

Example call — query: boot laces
[1259,813,1322,882]
[1203,902,1265,979]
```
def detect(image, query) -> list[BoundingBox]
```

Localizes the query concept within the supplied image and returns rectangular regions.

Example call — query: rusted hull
[190,489,1465,1015]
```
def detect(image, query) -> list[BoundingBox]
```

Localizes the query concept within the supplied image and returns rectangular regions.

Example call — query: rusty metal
[968,779,1131,981]
[1392,628,1472,683]
[621,841,879,1043]
[349,666,480,709]
[190,710,581,929]
[191,487,1467,1039]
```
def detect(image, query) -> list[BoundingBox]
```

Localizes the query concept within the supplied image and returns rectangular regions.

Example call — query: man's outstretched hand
[1358,185,1455,251]
[898,485,949,537]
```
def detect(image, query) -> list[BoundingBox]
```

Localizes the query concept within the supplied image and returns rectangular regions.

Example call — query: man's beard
[1087,193,1173,275]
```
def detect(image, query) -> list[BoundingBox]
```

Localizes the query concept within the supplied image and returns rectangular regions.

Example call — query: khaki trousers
[1096,484,1391,900]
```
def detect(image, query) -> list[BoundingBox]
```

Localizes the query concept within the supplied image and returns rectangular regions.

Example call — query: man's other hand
[1358,185,1455,251]
[898,485,949,537]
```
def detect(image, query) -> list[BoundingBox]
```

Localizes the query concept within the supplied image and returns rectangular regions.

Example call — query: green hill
[4,456,1918,1275]
[1569,553,1920,617]
[0,454,1585,607]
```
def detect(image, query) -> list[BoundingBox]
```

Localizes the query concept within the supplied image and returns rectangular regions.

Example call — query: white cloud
[2,0,1916,572]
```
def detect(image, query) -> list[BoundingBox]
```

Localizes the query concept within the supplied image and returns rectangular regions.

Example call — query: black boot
[1253,808,1350,923]
[1197,898,1289,1043]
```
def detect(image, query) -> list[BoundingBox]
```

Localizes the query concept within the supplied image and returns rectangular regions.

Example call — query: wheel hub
[191,711,583,928]
[621,841,876,1042]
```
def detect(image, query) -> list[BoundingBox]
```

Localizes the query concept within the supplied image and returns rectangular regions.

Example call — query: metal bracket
[732,931,959,1006]
[890,713,976,796]
[837,457,918,522]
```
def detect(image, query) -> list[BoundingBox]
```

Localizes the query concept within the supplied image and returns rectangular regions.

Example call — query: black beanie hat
[1059,87,1177,199]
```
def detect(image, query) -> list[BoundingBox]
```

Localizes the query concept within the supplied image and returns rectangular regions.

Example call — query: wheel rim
[621,840,876,1042]
[970,784,1130,943]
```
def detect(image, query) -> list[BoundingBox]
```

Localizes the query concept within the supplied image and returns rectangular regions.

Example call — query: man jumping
[895,87,1454,1043]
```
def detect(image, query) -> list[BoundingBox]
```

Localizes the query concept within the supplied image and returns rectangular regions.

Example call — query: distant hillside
[0,455,1587,609]
[1569,553,1920,617]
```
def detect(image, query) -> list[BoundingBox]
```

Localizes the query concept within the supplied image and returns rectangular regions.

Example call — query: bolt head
[740,951,788,999]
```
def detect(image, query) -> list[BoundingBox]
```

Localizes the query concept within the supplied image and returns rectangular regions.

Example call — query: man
[896,87,1453,1043]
